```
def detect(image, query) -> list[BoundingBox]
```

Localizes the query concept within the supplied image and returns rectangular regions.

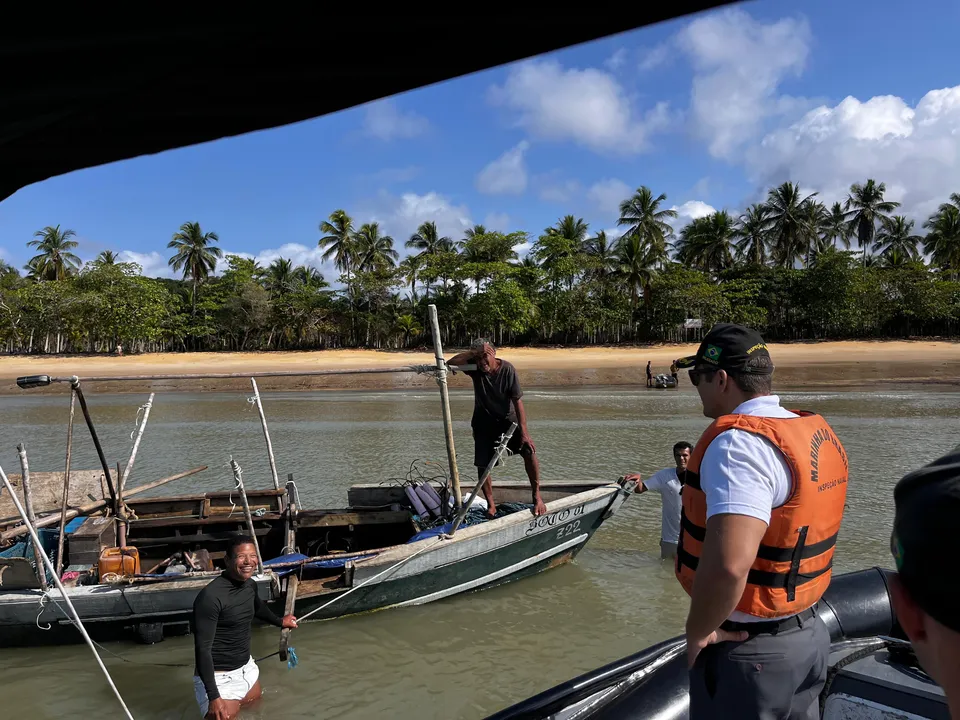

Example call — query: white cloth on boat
[193,654,259,716]
[642,467,682,544]
[698,394,798,623]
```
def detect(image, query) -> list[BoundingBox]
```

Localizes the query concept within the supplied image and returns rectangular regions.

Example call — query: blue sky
[2,0,959,279]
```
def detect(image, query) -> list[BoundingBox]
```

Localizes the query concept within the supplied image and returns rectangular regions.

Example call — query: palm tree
[319,209,357,282]
[354,222,399,271]
[460,224,488,250]
[95,250,118,266]
[821,202,851,250]
[406,221,454,256]
[265,258,296,296]
[734,204,770,267]
[762,182,818,268]
[674,212,736,276]
[844,179,900,268]
[874,216,923,261]
[398,255,422,301]
[617,186,677,266]
[584,230,619,283]
[26,225,81,281]
[535,215,590,290]
[923,204,960,280]
[167,221,223,315]
[615,234,659,309]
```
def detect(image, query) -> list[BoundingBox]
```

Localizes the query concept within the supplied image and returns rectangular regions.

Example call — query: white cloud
[587,178,633,216]
[639,43,671,72]
[671,200,717,224]
[362,99,430,141]
[483,213,511,231]
[118,250,177,278]
[746,85,960,220]
[513,240,532,255]
[476,141,530,195]
[488,59,674,154]
[359,190,473,245]
[538,178,581,204]
[678,7,811,159]
[604,48,628,71]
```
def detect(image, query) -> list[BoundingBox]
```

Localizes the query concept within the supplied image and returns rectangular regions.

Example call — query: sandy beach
[0,340,956,395]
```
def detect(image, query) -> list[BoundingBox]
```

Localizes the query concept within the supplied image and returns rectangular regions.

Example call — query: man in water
[675,323,848,719]
[193,534,298,720]
[623,441,691,560]
[889,446,960,718]
[448,338,546,517]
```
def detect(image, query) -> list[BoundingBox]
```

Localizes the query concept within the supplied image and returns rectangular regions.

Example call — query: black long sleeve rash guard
[192,573,283,701]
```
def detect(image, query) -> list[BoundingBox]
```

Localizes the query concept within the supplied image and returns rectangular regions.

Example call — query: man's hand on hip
[686,628,749,668]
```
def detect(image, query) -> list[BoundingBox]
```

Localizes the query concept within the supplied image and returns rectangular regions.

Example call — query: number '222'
[556,520,581,540]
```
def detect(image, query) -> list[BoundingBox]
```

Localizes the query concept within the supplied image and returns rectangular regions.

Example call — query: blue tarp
[405,503,534,543]
[263,552,379,577]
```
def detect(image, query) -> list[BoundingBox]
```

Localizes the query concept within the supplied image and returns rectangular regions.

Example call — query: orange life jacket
[675,411,848,618]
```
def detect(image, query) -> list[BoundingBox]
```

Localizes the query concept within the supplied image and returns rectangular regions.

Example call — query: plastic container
[98,546,141,578]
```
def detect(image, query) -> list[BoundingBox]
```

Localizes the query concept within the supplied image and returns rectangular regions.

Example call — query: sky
[2,0,959,281]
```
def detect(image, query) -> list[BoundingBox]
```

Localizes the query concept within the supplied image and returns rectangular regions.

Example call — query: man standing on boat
[674,323,848,719]
[448,338,546,517]
[623,441,691,560]
[192,534,298,720]
[889,446,960,719]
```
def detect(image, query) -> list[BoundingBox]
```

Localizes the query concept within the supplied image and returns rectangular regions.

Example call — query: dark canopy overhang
[0,5,737,201]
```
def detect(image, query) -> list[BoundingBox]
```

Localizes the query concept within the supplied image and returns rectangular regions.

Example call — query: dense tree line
[1,179,958,354]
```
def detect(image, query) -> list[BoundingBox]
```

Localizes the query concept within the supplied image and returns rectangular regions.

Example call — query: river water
[1,383,958,719]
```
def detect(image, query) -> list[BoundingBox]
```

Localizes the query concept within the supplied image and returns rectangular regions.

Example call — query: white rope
[297,536,444,624]
[35,594,52,631]
[129,401,151,441]
[0,462,135,720]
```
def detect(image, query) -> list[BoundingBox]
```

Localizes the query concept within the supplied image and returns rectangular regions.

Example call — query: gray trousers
[689,611,830,720]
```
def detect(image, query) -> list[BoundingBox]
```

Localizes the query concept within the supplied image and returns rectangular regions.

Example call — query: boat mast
[427,304,463,512]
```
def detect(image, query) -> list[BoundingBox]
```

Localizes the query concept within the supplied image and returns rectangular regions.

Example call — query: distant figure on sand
[193,535,297,720]
[646,361,653,388]
[448,338,546,517]
[624,441,691,559]
[670,361,679,385]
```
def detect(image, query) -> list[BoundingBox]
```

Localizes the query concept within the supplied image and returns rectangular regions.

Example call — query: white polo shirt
[699,395,797,623]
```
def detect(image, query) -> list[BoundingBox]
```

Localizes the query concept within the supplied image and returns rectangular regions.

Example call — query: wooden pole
[278,574,298,662]
[55,388,77,578]
[1,465,208,541]
[229,458,264,574]
[0,462,136,720]
[250,379,281,492]
[73,382,119,517]
[119,393,154,493]
[427,304,462,511]
[16,443,48,591]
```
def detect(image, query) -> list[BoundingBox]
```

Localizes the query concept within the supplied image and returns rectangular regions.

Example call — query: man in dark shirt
[448,338,546,517]
[192,535,297,720]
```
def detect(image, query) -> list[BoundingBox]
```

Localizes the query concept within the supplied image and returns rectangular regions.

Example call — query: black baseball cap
[675,322,773,374]
[890,445,960,633]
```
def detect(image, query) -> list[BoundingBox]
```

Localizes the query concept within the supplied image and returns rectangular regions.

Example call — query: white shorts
[193,655,259,717]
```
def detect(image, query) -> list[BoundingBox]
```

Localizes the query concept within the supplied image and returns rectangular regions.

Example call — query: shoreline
[0,340,956,395]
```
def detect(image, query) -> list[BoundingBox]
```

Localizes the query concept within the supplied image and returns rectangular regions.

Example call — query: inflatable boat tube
[404,485,429,517]
[486,567,903,720]
[416,482,444,518]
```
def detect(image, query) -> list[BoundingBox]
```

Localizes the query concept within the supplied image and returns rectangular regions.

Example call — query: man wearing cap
[890,446,960,718]
[674,323,849,719]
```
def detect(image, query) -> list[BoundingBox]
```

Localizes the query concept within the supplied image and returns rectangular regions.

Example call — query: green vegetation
[1,181,958,354]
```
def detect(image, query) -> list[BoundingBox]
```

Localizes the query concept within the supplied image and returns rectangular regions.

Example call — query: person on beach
[889,446,960,718]
[623,441,691,560]
[193,534,298,720]
[646,360,653,388]
[670,360,679,385]
[447,338,546,517]
[674,322,849,719]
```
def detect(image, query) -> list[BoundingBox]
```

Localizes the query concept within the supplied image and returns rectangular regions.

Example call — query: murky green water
[1,384,958,719]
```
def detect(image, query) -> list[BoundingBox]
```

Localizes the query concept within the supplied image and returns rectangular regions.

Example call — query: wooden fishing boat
[0,474,635,646]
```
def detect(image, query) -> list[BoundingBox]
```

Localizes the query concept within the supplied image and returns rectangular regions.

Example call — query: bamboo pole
[229,458,264,574]
[0,462,136,720]
[250,379,281,492]
[1,466,208,541]
[55,388,77,578]
[17,443,48,591]
[119,393,154,493]
[427,304,462,511]
[73,382,119,516]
